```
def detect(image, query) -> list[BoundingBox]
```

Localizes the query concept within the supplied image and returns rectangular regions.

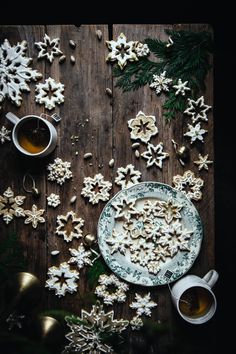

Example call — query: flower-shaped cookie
[173,170,204,201]
[106,33,138,70]
[141,142,169,168]
[128,111,158,143]
[0,187,25,224]
[115,164,141,189]
[81,173,112,205]
[45,262,79,297]
[184,96,211,123]
[56,211,84,242]
[95,274,129,305]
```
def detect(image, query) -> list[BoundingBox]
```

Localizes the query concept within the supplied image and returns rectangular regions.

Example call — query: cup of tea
[170,269,219,324]
[5,112,57,157]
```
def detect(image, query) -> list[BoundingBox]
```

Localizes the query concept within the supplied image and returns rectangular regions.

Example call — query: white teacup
[6,112,57,158]
[171,269,219,324]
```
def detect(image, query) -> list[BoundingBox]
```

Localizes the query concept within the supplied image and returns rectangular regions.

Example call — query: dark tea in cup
[17,117,51,154]
[179,286,213,318]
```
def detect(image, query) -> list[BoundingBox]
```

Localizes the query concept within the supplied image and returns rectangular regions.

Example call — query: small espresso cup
[171,269,219,324]
[6,112,57,158]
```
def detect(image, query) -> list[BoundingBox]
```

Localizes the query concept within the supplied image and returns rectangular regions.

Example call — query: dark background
[0,3,234,352]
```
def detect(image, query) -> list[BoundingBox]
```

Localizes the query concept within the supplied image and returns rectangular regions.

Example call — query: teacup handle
[202,269,219,288]
[5,112,20,125]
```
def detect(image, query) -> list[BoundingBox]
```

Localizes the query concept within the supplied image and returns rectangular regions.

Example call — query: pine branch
[87,258,109,288]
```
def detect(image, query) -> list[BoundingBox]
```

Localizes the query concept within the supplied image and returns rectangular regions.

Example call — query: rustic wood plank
[112,23,214,352]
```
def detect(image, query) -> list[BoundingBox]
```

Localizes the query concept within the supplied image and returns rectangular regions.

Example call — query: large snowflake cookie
[63,301,128,354]
[81,173,112,204]
[184,96,211,123]
[24,204,45,229]
[115,164,141,189]
[56,211,84,242]
[0,126,11,144]
[150,71,172,95]
[35,77,65,110]
[68,244,92,269]
[45,262,79,297]
[35,34,63,63]
[47,158,73,185]
[106,33,138,70]
[173,170,204,201]
[158,220,193,257]
[0,187,25,224]
[130,293,157,317]
[141,142,169,168]
[127,111,158,143]
[184,123,207,144]
[95,274,129,305]
[0,39,42,107]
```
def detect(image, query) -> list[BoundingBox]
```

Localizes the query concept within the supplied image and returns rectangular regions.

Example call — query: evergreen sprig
[113,29,213,121]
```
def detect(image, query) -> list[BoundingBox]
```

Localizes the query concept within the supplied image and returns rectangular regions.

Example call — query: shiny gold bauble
[83,233,96,247]
[5,272,42,312]
[176,146,190,162]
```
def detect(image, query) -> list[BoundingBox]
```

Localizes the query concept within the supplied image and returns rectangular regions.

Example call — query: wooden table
[0,24,214,353]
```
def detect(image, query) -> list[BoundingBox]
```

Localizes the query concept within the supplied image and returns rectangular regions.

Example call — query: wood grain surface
[0,24,214,353]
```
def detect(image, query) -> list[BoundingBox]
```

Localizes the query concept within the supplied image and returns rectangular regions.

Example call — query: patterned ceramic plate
[97,182,203,286]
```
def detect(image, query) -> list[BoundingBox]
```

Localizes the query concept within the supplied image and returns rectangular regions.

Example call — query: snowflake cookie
[130,239,155,266]
[156,198,183,224]
[106,229,132,255]
[0,187,25,224]
[184,96,211,123]
[106,33,138,70]
[150,71,172,95]
[81,173,112,204]
[130,293,157,317]
[63,301,129,354]
[173,79,191,96]
[112,196,137,219]
[194,153,213,171]
[173,170,204,201]
[56,211,84,242]
[35,34,63,63]
[47,158,73,185]
[158,220,193,257]
[115,164,141,189]
[0,126,11,144]
[141,142,169,169]
[68,244,92,269]
[95,274,129,305]
[35,77,65,110]
[184,123,207,144]
[45,262,79,297]
[127,111,158,143]
[24,204,45,228]
[130,316,144,330]
[0,39,42,107]
[47,193,60,208]
[134,42,150,57]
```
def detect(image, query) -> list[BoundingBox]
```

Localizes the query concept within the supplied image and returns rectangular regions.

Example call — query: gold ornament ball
[83,233,96,247]
[176,146,190,162]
